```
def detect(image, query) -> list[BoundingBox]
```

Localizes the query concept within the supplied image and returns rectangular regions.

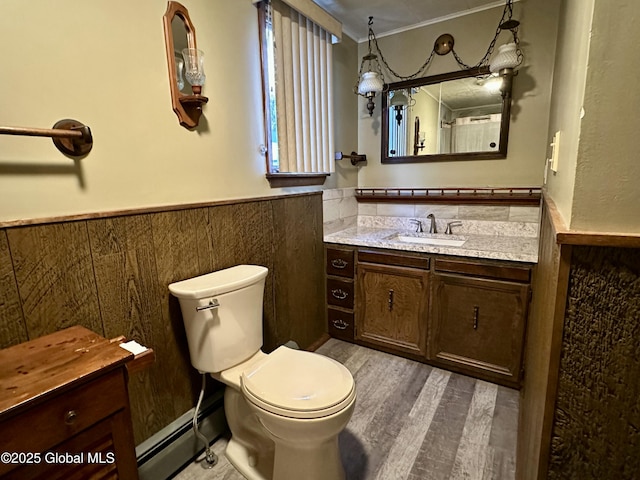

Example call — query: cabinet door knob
[388,289,394,311]
[65,410,77,425]
[473,306,479,330]
[331,259,348,269]
[331,289,348,300]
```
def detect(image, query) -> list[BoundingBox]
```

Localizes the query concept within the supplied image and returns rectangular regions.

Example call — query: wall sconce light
[163,2,209,129]
[354,17,385,117]
[489,15,524,98]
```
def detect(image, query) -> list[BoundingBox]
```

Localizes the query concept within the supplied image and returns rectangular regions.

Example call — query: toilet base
[271,437,345,480]
[225,437,274,480]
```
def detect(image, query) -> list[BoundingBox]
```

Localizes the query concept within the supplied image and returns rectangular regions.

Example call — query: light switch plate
[550,131,561,172]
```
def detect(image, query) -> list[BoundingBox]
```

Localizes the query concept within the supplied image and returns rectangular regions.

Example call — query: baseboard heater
[136,389,227,480]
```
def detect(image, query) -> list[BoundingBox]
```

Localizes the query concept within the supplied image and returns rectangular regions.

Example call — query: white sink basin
[393,235,466,247]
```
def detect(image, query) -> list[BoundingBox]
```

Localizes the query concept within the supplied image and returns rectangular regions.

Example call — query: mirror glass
[171,17,190,95]
[381,67,512,163]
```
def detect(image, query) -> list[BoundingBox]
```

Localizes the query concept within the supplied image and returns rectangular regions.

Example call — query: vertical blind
[270,0,335,174]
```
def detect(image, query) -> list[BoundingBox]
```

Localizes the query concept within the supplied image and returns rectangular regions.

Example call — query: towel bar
[0,119,93,157]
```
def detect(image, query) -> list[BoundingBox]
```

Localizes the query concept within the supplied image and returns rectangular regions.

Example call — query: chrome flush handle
[196,299,220,312]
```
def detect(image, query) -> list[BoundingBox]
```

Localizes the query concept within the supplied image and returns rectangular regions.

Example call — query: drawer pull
[332,319,350,330]
[473,306,479,330]
[330,259,348,269]
[388,289,394,311]
[64,410,77,425]
[331,289,348,300]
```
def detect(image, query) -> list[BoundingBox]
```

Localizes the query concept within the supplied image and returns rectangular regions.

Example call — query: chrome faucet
[445,221,463,235]
[409,219,423,233]
[427,214,437,233]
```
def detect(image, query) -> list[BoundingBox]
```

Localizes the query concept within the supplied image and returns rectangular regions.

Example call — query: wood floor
[173,339,518,480]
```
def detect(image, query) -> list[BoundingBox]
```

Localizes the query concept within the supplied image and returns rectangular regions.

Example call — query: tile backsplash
[322,188,358,234]
[323,188,540,237]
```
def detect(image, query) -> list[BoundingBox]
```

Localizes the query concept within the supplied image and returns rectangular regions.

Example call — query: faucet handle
[409,219,423,233]
[445,221,463,235]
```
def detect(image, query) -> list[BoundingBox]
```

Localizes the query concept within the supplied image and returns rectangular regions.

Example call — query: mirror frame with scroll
[163,1,208,129]
[381,66,512,164]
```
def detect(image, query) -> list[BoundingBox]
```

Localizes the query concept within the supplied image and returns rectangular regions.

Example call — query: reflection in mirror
[382,67,512,163]
[171,16,189,94]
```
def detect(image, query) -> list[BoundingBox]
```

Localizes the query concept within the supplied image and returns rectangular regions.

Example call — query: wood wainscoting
[0,192,325,445]
[517,194,640,479]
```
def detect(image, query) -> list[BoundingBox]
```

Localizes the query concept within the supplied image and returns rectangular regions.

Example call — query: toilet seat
[241,346,355,419]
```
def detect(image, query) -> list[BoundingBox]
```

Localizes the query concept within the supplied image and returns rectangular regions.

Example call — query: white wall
[544,0,640,233]
[356,0,560,189]
[544,0,594,228]
[569,0,640,233]
[0,0,358,224]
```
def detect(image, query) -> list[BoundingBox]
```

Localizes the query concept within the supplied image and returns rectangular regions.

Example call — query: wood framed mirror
[163,1,208,129]
[381,66,513,164]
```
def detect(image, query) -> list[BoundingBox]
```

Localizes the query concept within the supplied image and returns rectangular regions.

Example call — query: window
[257,0,341,187]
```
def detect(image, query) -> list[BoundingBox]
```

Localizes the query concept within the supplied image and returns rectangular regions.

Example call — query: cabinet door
[429,273,529,386]
[356,262,429,357]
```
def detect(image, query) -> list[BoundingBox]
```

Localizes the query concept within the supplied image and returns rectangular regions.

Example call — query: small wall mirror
[381,67,513,163]
[163,1,208,129]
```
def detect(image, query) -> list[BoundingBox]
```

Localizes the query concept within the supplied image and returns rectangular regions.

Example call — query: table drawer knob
[64,410,77,425]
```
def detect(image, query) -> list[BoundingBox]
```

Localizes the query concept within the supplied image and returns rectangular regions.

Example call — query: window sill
[266,173,329,188]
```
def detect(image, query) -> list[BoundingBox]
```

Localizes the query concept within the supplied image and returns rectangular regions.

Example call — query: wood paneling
[548,246,640,479]
[0,193,325,446]
[0,230,27,349]
[151,207,224,420]
[7,222,102,339]
[271,195,325,350]
[208,202,276,350]
[516,198,572,480]
[87,214,169,444]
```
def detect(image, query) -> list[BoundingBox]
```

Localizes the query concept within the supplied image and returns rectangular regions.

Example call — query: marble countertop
[324,226,539,263]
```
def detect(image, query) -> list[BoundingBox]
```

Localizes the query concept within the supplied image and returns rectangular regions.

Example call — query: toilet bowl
[168,265,356,480]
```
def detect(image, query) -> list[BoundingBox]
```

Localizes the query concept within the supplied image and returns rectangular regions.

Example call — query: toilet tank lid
[168,265,268,299]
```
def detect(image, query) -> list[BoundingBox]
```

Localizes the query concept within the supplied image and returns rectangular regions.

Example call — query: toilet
[168,265,356,480]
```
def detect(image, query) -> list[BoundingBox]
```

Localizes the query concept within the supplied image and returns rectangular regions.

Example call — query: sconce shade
[358,71,384,96]
[390,91,409,107]
[182,48,206,87]
[490,43,520,73]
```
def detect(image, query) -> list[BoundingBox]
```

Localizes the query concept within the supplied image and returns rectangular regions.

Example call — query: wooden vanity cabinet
[429,259,531,387]
[324,243,532,388]
[355,250,430,359]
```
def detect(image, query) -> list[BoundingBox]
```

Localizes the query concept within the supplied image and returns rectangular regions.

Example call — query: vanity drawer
[328,308,354,341]
[434,258,531,283]
[326,248,355,278]
[326,278,354,309]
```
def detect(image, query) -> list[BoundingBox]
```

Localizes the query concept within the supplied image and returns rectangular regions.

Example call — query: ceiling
[313,0,510,42]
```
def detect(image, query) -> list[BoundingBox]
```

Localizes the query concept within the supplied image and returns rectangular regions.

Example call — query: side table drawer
[327,278,354,309]
[328,308,354,341]
[0,369,127,463]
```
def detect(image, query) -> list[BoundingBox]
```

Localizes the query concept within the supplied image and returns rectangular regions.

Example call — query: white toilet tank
[168,265,268,373]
